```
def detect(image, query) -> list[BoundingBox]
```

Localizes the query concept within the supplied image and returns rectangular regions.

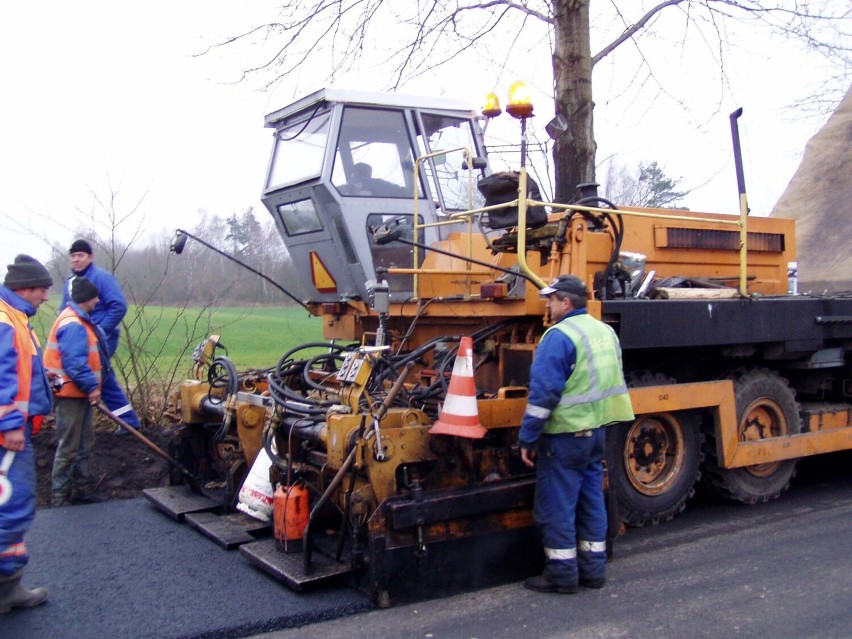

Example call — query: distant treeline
[47,209,303,307]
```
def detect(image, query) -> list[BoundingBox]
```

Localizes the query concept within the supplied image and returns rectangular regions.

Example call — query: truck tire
[702,368,801,504]
[606,372,704,527]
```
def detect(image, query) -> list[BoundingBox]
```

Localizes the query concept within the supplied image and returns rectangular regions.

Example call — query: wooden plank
[652,287,739,299]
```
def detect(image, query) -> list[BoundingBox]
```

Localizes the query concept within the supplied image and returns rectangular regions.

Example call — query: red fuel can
[273,484,309,553]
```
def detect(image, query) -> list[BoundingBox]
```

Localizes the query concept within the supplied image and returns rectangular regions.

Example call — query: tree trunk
[552,0,595,203]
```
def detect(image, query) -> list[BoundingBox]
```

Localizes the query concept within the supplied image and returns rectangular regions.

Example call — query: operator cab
[261,89,488,303]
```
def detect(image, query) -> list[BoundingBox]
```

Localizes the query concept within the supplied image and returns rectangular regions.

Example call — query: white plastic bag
[236,446,275,522]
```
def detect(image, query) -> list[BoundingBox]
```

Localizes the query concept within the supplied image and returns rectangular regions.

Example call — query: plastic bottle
[787,261,798,296]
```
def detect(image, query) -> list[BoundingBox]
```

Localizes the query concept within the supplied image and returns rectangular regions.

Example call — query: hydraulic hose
[571,196,624,298]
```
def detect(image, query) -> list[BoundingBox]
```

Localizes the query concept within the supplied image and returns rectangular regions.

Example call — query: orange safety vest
[43,307,102,399]
[0,298,42,445]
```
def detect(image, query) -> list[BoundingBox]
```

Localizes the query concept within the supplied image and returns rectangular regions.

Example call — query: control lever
[370,362,414,461]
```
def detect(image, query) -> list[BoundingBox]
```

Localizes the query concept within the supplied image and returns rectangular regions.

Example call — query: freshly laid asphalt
[5,452,852,639]
[4,499,370,639]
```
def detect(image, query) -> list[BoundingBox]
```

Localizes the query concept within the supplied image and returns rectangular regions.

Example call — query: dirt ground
[33,414,174,508]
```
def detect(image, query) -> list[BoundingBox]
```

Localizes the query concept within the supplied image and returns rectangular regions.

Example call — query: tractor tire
[701,367,801,504]
[606,371,704,527]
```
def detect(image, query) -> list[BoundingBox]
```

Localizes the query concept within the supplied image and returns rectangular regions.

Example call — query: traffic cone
[429,336,487,439]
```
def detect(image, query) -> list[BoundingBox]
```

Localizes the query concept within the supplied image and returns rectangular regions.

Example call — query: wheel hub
[739,398,789,477]
[624,414,685,495]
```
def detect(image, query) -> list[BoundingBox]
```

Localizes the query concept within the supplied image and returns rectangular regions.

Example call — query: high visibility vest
[543,314,635,434]
[43,307,102,399]
[0,298,41,443]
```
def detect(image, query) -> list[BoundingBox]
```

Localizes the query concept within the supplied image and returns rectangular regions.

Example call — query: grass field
[34,300,325,374]
[126,304,325,372]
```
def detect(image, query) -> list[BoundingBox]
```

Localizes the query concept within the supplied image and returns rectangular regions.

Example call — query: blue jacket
[52,302,103,394]
[0,286,53,434]
[60,263,127,356]
[518,308,584,447]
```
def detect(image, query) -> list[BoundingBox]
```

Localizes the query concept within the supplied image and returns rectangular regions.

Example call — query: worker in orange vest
[43,277,108,507]
[0,255,53,615]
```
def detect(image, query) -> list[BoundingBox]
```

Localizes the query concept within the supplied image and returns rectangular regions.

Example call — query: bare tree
[215,1,850,201]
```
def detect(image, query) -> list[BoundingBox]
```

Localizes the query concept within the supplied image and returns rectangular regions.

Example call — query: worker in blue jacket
[0,255,53,614]
[60,239,140,432]
[519,274,634,594]
[45,277,109,506]
[61,239,126,357]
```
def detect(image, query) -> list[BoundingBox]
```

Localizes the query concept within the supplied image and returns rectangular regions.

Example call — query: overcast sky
[0,1,844,267]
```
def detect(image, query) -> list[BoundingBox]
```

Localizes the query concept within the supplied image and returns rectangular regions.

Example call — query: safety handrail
[407,163,749,299]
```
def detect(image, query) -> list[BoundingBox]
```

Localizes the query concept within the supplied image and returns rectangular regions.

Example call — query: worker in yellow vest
[519,274,634,594]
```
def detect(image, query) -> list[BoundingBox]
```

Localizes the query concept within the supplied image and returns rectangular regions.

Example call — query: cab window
[332,107,420,198]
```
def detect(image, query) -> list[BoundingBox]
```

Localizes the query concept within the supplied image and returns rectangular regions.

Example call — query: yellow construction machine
[145,87,852,606]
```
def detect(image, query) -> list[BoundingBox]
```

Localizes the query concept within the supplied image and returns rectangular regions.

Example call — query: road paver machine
[146,88,852,606]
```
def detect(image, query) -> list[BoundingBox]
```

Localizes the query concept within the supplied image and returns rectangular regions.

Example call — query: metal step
[142,485,219,521]
[185,511,270,549]
[239,538,352,591]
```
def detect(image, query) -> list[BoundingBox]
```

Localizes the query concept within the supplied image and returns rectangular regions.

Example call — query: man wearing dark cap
[519,274,634,595]
[44,277,108,507]
[62,239,127,357]
[0,255,52,614]
[60,239,140,433]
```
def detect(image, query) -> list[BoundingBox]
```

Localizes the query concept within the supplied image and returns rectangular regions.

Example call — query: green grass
[34,300,324,374]
[168,305,324,370]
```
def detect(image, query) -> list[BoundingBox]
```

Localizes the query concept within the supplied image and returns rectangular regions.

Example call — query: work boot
[0,570,49,614]
[72,490,107,505]
[580,575,606,589]
[523,574,578,594]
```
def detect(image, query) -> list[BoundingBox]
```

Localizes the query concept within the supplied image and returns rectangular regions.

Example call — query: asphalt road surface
[6,452,851,639]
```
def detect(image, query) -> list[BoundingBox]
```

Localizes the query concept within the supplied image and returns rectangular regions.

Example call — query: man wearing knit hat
[44,277,109,506]
[60,239,141,433]
[0,255,52,614]
[62,239,127,358]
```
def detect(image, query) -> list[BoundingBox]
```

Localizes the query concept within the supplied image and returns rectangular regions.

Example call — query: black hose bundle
[568,196,625,299]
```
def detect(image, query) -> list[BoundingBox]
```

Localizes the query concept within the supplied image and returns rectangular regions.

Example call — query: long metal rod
[730,108,750,296]
[95,402,203,494]
[171,229,311,312]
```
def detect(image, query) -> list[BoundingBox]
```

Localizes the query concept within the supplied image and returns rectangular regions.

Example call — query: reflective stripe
[544,313,634,432]
[524,403,551,420]
[544,547,577,560]
[0,299,36,423]
[0,542,26,558]
[557,383,630,407]
[556,319,628,406]
[112,404,133,417]
[44,307,103,399]
[442,393,478,417]
[578,540,607,553]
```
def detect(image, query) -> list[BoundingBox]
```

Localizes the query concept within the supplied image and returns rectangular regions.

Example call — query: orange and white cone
[429,336,487,439]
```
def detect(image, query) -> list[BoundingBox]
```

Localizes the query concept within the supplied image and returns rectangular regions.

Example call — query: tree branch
[594,0,688,65]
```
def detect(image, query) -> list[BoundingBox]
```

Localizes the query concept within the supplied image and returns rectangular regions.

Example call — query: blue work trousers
[0,421,36,576]
[534,428,607,587]
[101,368,140,429]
